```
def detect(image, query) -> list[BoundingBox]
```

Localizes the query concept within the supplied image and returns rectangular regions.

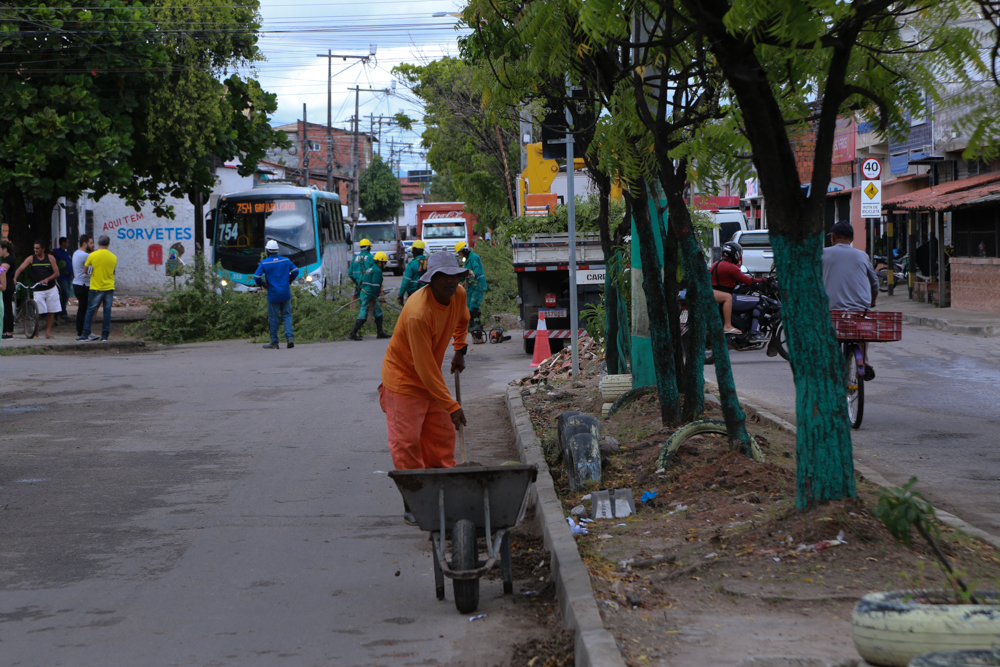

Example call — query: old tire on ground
[24,299,39,339]
[852,590,1000,667]
[910,650,1000,666]
[607,385,656,418]
[451,519,479,614]
[657,419,765,470]
[568,433,601,489]
[599,374,633,402]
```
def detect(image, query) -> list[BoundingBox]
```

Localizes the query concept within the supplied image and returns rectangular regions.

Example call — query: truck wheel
[393,265,403,276]
[452,519,479,613]
[523,336,534,355]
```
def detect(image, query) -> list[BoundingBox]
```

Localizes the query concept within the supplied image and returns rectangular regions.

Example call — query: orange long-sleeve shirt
[381,285,469,413]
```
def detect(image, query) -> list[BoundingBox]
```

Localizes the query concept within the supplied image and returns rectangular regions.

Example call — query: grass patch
[0,346,49,356]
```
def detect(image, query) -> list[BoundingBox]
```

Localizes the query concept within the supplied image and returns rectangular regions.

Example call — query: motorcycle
[873,253,908,292]
[680,275,788,365]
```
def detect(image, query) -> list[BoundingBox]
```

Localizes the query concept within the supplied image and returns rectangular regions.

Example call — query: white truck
[512,232,606,354]
[351,221,404,275]
[730,229,774,276]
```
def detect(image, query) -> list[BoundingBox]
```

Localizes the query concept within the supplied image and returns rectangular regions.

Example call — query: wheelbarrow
[388,464,538,614]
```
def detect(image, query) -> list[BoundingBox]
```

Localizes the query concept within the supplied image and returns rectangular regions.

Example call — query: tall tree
[393,58,519,231]
[671,0,987,508]
[359,155,403,221]
[0,0,285,251]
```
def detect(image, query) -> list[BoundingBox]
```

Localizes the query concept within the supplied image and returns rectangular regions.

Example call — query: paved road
[0,335,540,666]
[712,324,1000,535]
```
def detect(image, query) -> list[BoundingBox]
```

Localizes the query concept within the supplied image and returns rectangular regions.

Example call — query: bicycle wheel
[845,343,864,429]
[23,299,39,339]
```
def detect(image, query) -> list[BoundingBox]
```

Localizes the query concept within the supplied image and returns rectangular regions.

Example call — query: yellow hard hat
[373,251,389,262]
[455,241,468,253]
[359,238,372,247]
[411,240,426,250]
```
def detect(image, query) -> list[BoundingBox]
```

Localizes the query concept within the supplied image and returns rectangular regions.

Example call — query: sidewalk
[879,291,1000,336]
[2,305,150,353]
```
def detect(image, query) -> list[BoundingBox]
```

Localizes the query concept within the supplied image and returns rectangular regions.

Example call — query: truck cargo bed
[512,233,604,265]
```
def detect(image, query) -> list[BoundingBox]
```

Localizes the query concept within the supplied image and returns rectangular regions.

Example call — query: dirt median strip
[705,378,1000,551]
[506,386,627,667]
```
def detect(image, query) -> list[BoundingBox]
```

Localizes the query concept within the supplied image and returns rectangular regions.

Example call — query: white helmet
[265,239,279,253]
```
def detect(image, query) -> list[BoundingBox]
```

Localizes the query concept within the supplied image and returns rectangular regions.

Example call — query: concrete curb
[902,313,1000,338]
[505,387,626,667]
[704,380,1000,550]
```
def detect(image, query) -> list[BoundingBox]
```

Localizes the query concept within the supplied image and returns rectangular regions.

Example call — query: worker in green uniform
[349,238,375,308]
[397,240,428,305]
[349,251,391,341]
[455,240,487,331]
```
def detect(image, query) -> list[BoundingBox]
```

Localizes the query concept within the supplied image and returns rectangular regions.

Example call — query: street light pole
[347,83,395,221]
[316,48,376,198]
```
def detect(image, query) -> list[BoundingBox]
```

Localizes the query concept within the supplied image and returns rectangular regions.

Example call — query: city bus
[212,183,351,291]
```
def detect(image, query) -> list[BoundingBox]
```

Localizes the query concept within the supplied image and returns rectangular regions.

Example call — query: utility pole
[348,82,396,219]
[302,103,309,187]
[318,48,377,196]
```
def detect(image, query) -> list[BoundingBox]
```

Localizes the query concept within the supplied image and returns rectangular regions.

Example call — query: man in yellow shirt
[77,235,117,342]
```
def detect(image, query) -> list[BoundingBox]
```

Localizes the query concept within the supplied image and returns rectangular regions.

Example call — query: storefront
[882,172,1000,313]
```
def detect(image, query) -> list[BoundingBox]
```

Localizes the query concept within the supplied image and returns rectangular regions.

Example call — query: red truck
[416,202,478,255]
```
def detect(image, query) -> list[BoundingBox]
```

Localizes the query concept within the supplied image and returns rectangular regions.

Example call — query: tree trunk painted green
[594,172,621,374]
[676,233,707,420]
[771,234,856,509]
[604,277,622,374]
[657,203,686,397]
[627,183,680,425]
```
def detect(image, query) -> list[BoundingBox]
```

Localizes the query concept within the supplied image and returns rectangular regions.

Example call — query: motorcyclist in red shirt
[710,242,769,342]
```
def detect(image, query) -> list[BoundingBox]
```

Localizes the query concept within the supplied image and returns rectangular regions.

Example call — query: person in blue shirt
[254,239,300,350]
[52,237,74,320]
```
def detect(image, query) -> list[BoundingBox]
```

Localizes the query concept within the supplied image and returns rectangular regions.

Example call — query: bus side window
[330,202,344,242]
[318,206,332,247]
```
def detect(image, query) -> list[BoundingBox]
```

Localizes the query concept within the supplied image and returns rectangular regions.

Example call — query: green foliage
[135,259,398,344]
[0,0,287,247]
[499,193,627,243]
[874,477,937,550]
[875,477,979,603]
[582,302,605,351]
[359,154,403,221]
[392,58,519,230]
[475,241,518,315]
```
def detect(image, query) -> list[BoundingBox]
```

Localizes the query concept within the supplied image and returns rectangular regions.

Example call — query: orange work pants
[379,384,456,470]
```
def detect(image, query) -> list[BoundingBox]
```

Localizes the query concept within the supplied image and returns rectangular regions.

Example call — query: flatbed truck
[512,232,606,354]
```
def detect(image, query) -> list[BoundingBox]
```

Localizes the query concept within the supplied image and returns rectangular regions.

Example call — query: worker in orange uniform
[379,252,470,525]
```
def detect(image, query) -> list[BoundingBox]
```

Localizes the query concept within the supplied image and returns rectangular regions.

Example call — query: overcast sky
[250,0,471,175]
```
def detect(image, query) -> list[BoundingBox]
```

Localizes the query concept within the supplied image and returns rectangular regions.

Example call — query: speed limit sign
[862,158,882,180]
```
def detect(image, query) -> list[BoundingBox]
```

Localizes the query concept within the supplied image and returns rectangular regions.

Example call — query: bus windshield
[423,220,466,239]
[216,198,317,274]
[355,223,396,243]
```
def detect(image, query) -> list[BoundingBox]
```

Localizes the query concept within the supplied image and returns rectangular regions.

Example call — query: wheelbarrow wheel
[452,519,479,613]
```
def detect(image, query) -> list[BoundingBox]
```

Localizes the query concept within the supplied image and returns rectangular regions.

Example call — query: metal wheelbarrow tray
[388,464,538,613]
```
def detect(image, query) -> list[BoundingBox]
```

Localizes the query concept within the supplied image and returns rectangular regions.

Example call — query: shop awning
[882,172,1000,212]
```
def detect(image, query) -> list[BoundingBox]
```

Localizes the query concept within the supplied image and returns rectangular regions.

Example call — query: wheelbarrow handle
[455,371,467,463]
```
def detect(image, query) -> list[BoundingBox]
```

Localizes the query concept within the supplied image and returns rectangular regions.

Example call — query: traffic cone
[530,311,552,367]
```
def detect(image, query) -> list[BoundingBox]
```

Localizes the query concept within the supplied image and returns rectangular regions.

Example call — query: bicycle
[12,282,43,339]
[831,310,902,429]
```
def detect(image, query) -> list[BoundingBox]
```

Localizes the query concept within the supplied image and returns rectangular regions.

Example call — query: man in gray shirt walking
[822,220,879,378]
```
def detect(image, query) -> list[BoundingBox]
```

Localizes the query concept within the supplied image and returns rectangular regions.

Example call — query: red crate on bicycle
[830,310,902,342]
